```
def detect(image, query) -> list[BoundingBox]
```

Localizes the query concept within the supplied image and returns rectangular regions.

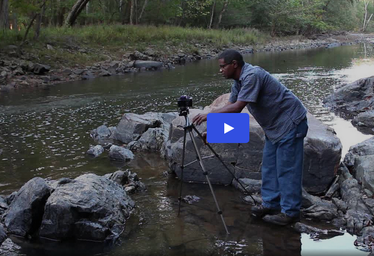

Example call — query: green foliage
[3,0,372,39]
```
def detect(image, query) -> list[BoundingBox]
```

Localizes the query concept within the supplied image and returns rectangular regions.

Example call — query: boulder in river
[4,177,51,237]
[39,174,135,242]
[324,76,374,134]
[344,136,374,193]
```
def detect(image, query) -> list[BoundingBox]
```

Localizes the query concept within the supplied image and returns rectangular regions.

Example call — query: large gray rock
[344,137,374,193]
[4,177,51,237]
[111,112,176,145]
[39,174,135,242]
[324,76,374,134]
[303,113,342,194]
[165,94,342,193]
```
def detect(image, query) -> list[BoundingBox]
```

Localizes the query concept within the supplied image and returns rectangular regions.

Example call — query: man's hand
[192,113,208,125]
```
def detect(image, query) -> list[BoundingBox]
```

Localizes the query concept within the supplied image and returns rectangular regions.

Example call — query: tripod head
[177,95,192,117]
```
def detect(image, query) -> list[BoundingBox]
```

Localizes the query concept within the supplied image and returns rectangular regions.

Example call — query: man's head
[218,49,244,80]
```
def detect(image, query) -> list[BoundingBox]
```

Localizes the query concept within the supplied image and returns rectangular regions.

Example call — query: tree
[362,0,373,31]
[215,0,228,28]
[65,0,90,27]
[208,0,216,28]
[0,0,9,30]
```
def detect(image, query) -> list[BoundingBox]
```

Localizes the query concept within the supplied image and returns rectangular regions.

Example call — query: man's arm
[192,100,247,125]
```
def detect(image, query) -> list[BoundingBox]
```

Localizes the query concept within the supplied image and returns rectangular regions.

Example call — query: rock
[232,178,261,194]
[109,145,134,162]
[0,238,21,255]
[301,188,338,220]
[90,125,115,146]
[166,94,341,193]
[339,164,374,233]
[129,51,149,61]
[352,110,374,134]
[98,70,111,77]
[344,137,374,193]
[182,195,200,204]
[324,76,374,132]
[81,71,95,80]
[33,64,51,75]
[355,226,374,252]
[39,173,135,242]
[243,194,262,205]
[127,127,167,152]
[46,44,54,50]
[111,112,175,145]
[108,170,129,186]
[4,177,51,237]
[0,195,8,214]
[134,60,163,70]
[86,145,104,157]
[0,224,6,246]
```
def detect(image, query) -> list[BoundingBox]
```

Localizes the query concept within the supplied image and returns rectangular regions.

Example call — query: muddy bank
[1,32,374,93]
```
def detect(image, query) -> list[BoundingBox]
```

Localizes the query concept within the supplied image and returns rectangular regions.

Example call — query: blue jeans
[261,118,308,217]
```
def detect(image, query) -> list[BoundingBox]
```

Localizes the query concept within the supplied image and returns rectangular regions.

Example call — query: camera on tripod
[177,95,193,116]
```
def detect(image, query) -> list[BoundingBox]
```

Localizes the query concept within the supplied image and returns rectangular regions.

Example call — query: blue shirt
[229,63,307,143]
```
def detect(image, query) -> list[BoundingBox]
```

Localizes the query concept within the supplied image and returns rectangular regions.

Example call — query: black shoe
[262,213,300,226]
[251,205,280,218]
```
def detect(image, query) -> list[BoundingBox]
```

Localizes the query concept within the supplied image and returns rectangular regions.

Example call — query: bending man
[192,49,308,226]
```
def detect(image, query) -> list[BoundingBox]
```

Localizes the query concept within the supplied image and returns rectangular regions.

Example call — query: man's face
[218,58,235,79]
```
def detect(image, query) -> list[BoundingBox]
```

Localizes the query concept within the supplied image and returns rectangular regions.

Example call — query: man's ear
[232,60,238,68]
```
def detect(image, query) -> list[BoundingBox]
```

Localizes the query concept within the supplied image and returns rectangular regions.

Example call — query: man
[192,49,308,226]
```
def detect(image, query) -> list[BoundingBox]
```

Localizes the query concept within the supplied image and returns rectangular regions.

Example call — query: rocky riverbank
[1,32,374,93]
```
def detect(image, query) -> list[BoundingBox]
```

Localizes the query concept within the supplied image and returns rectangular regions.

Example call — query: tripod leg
[192,125,258,205]
[187,129,230,235]
[178,128,188,216]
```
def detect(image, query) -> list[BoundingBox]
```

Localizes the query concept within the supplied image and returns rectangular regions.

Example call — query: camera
[177,95,193,108]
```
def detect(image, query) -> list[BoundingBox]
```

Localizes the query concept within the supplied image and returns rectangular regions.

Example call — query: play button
[207,113,250,143]
[224,123,234,134]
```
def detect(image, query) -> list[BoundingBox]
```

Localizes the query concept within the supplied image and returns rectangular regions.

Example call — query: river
[1,43,374,255]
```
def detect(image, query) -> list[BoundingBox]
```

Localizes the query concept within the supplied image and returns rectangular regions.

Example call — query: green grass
[0,24,269,67]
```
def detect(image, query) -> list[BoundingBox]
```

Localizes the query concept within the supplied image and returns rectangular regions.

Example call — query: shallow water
[1,43,374,255]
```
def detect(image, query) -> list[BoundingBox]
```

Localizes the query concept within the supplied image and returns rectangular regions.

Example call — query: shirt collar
[237,62,250,82]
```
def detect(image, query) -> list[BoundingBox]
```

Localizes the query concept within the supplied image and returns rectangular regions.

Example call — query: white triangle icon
[224,123,234,134]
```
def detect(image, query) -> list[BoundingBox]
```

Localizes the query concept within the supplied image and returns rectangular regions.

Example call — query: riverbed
[1,43,374,255]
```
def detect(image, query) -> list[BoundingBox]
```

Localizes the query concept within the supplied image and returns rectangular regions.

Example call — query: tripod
[176,107,257,235]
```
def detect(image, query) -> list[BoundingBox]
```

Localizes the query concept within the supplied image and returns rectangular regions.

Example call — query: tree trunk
[177,0,186,26]
[34,2,46,39]
[208,0,216,29]
[138,0,148,23]
[85,1,89,25]
[12,13,17,30]
[0,0,9,30]
[215,0,228,29]
[65,0,91,27]
[129,0,134,25]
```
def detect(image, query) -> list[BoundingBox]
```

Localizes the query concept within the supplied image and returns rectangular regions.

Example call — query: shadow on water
[1,43,374,255]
